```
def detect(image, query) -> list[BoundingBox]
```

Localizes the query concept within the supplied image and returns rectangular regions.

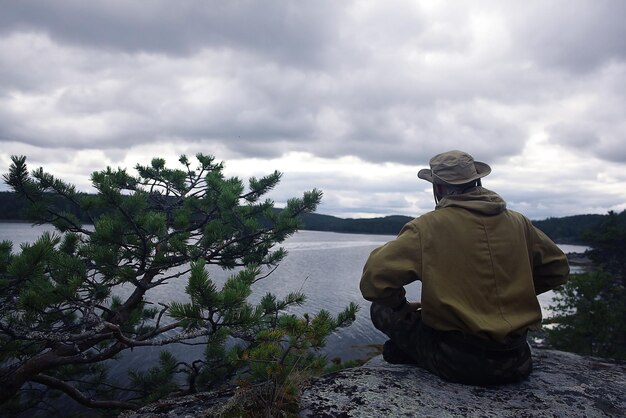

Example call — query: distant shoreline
[0,208,607,246]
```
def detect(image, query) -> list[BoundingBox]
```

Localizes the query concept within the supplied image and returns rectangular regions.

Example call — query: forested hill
[0,191,622,244]
[532,214,610,244]
[300,213,412,236]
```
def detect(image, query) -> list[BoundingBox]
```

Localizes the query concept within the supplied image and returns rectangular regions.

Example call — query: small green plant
[545,210,626,360]
[230,305,359,417]
[546,271,626,360]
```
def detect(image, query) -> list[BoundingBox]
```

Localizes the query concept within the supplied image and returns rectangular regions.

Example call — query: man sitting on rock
[360,150,570,385]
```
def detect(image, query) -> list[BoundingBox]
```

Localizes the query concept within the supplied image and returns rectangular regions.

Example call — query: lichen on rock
[299,349,625,417]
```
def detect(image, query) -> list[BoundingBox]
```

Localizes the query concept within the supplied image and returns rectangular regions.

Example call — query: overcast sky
[1,0,625,221]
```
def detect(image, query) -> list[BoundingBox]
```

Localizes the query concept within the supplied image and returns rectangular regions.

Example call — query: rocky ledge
[122,349,625,417]
[300,349,625,417]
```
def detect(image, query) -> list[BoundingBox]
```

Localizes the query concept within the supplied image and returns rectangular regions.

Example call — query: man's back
[414,187,560,342]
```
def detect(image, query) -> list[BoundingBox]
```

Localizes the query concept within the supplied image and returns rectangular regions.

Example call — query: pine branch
[30,374,138,410]
[104,321,214,347]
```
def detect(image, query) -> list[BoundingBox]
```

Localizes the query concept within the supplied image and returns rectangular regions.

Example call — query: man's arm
[531,226,570,295]
[359,222,422,307]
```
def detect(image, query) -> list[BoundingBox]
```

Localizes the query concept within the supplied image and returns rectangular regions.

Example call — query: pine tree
[546,210,626,360]
[0,155,358,415]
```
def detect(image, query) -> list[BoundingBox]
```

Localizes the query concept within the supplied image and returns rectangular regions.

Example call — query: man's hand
[406,301,422,311]
[395,301,421,319]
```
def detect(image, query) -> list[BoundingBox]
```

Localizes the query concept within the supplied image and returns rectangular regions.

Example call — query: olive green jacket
[360,187,570,343]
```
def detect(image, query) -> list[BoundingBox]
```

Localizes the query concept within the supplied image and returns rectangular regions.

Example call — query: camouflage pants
[370,302,532,385]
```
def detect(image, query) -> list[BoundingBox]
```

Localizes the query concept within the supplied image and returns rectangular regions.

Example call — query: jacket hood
[436,187,506,215]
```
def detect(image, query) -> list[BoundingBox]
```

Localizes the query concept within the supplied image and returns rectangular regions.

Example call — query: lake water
[0,222,587,370]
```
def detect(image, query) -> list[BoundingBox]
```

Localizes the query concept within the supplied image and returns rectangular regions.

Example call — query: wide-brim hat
[417,150,491,185]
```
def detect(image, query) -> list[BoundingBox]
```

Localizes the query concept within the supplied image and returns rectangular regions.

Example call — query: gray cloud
[546,66,626,163]
[508,0,626,73]
[0,0,341,66]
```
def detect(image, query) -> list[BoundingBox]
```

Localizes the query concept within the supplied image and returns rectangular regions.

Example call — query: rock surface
[120,349,625,417]
[299,349,625,417]
[119,387,237,418]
